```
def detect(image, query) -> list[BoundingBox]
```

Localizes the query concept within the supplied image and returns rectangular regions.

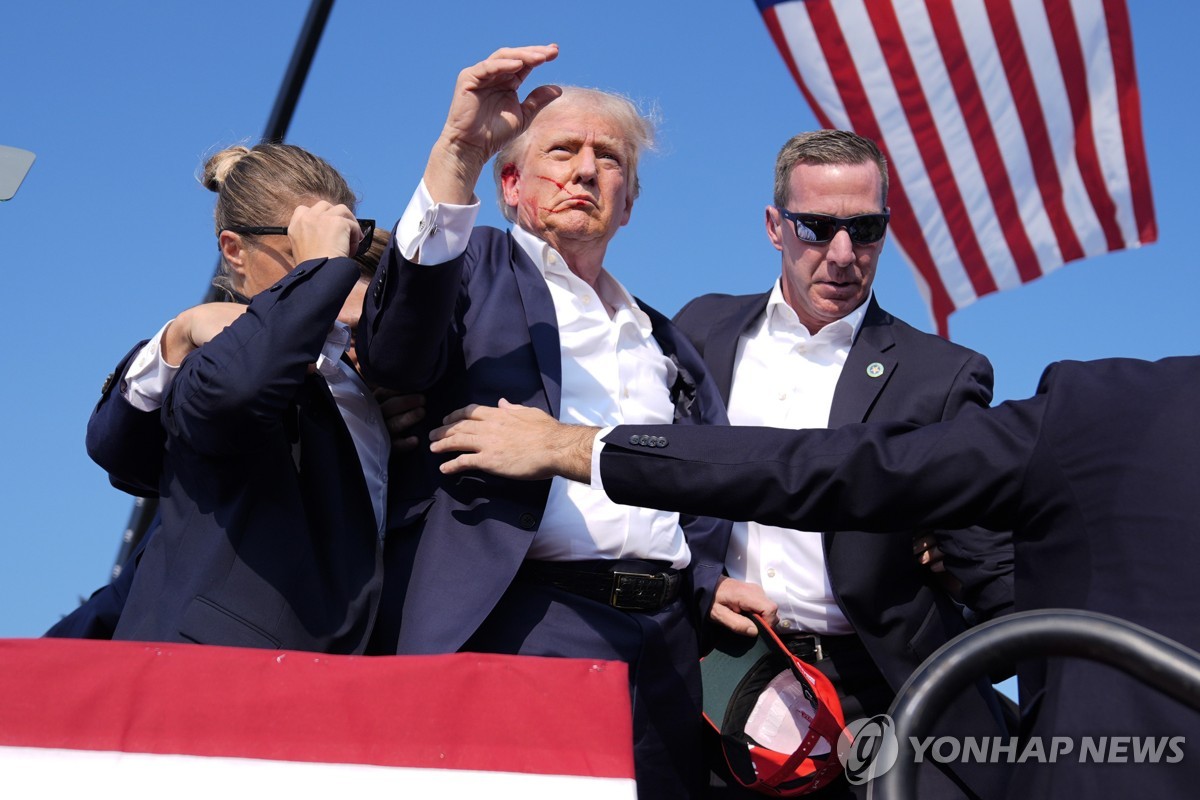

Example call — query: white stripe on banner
[0,639,638,799]
[758,0,1156,335]
[0,748,636,800]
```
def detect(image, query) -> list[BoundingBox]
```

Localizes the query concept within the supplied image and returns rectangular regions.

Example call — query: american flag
[756,0,1156,336]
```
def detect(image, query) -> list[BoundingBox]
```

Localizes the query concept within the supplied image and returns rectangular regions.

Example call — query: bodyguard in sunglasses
[670,130,1014,799]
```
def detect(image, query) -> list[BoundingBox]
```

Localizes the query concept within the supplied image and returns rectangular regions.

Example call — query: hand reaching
[711,577,779,636]
[429,398,595,482]
[162,302,248,364]
[375,390,426,453]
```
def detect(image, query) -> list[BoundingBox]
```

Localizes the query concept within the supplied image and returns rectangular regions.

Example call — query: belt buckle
[790,632,823,662]
[611,571,664,611]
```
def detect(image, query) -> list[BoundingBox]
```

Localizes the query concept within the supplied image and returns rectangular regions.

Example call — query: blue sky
[2,1,1196,640]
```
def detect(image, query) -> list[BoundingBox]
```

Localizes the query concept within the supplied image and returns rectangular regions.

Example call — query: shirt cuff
[123,321,180,412]
[396,180,480,265]
[590,426,615,492]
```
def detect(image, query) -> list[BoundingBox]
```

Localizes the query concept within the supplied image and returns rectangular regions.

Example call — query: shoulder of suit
[675,291,767,326]
[874,304,989,364]
[461,225,521,277]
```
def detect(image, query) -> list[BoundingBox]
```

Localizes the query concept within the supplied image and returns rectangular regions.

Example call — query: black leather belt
[779,631,866,663]
[517,559,682,612]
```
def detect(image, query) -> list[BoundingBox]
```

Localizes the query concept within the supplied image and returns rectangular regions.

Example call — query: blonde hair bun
[201,145,253,192]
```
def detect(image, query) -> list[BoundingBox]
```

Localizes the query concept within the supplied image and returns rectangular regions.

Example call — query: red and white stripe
[757,0,1155,336]
[0,639,636,798]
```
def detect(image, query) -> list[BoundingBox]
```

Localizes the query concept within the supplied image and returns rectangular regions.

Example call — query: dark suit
[599,356,1200,797]
[359,226,730,797]
[110,256,383,653]
[86,340,166,498]
[674,292,1012,799]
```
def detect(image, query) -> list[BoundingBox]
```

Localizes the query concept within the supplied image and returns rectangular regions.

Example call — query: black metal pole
[111,0,335,576]
[873,609,1200,800]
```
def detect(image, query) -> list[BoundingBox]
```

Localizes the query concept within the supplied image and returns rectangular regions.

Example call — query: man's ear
[765,206,784,252]
[619,183,635,228]
[218,230,249,279]
[500,162,521,211]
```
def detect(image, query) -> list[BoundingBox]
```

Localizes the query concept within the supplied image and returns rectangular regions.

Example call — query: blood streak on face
[537,176,568,212]
[499,102,635,260]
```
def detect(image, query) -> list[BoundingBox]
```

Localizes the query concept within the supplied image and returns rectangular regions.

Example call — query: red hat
[702,613,847,796]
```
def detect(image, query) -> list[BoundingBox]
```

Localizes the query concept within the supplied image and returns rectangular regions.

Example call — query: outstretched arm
[430,399,595,481]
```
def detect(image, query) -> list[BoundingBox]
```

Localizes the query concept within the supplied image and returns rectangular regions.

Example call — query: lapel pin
[866,362,885,378]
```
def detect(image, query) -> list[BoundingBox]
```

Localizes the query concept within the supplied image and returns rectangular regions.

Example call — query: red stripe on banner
[804,0,957,333]
[0,639,635,779]
[984,0,1085,263]
[1103,0,1157,244]
[1044,0,1124,253]
[864,0,999,298]
[762,6,836,130]
[926,0,1043,283]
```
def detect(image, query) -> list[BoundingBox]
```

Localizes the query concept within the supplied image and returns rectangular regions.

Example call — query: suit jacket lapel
[705,293,770,405]
[508,233,563,416]
[828,296,898,428]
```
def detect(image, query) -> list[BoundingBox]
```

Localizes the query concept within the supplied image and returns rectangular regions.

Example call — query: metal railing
[874,608,1200,799]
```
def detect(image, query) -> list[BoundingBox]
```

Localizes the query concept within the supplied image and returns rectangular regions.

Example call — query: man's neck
[543,235,608,289]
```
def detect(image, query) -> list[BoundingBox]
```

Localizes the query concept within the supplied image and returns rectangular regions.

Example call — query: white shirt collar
[314,321,352,382]
[764,279,871,345]
[510,224,651,333]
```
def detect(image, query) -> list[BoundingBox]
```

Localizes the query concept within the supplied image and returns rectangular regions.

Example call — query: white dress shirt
[723,280,869,634]
[398,182,690,568]
[123,317,391,537]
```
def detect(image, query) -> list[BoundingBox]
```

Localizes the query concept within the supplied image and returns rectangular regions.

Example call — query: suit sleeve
[932,352,1016,620]
[86,340,167,497]
[357,231,467,391]
[599,396,1043,536]
[162,257,359,457]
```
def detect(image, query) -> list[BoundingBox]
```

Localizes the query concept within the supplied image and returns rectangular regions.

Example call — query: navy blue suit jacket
[110,257,383,653]
[600,356,1200,797]
[86,340,165,498]
[359,226,731,655]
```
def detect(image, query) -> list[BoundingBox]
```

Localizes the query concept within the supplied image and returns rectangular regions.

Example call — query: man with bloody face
[358,45,742,798]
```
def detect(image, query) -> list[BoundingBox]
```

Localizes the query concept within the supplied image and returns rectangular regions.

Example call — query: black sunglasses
[222,218,376,258]
[777,209,889,245]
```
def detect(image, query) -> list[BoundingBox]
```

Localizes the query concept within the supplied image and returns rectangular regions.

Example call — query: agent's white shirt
[722,280,868,634]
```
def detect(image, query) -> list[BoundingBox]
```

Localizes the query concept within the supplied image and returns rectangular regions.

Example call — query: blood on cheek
[537,176,568,213]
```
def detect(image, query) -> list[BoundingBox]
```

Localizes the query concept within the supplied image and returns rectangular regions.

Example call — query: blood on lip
[535,176,594,214]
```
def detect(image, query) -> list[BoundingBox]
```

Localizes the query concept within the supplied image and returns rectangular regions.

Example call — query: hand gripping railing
[872,608,1200,800]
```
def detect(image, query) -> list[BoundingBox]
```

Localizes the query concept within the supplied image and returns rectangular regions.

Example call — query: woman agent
[99,143,390,653]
